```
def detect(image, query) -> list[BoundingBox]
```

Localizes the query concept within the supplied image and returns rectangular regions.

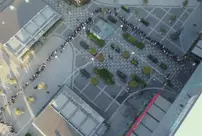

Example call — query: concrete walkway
[2,36,75,136]
[95,0,198,7]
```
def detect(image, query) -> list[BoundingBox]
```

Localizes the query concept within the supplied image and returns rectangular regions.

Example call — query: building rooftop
[180,4,202,53]
[0,0,46,44]
[174,93,202,136]
[33,105,80,136]
[0,0,61,57]
[90,19,114,40]
[51,85,107,136]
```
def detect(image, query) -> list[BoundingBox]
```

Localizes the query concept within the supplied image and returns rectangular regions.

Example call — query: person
[34,86,37,90]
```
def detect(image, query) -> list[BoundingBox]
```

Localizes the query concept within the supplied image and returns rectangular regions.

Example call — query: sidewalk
[95,0,198,7]
[2,36,76,135]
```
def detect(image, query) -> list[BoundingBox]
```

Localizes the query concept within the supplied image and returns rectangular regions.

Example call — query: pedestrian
[34,86,37,90]
[46,91,49,94]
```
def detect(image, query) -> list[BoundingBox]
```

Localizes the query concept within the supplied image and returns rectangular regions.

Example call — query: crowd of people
[0,14,94,134]
[93,7,185,63]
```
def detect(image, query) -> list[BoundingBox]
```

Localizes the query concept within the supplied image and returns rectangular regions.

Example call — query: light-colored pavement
[95,0,198,7]
[2,36,76,136]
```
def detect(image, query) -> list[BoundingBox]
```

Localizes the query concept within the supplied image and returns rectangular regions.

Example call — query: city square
[0,0,201,136]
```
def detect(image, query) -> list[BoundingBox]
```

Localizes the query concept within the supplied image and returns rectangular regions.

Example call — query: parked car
[121,5,130,13]
[80,69,90,79]
[80,41,89,50]
[147,54,158,64]
[116,70,127,83]
[139,18,150,26]
[108,15,117,24]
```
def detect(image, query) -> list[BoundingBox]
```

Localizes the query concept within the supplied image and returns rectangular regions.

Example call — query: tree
[37,82,47,90]
[91,77,98,85]
[122,51,130,59]
[93,68,115,85]
[183,0,188,7]
[131,59,138,65]
[129,80,137,88]
[134,8,139,17]
[143,0,148,5]
[27,96,35,103]
[9,78,17,85]
[25,133,32,136]
[15,108,24,116]
[97,53,104,62]
[143,66,152,75]
[160,27,167,35]
[89,48,97,56]
[169,15,177,24]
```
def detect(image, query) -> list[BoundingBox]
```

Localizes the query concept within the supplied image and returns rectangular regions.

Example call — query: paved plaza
[0,0,200,136]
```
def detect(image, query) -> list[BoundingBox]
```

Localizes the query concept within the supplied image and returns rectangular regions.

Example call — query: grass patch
[87,32,105,47]
[93,68,115,85]
[123,33,145,50]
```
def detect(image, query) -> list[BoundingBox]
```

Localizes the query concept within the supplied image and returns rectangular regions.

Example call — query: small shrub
[89,48,97,56]
[87,32,105,47]
[183,0,188,7]
[97,53,104,62]
[160,27,167,35]
[143,0,148,5]
[159,63,168,70]
[134,8,139,16]
[25,133,32,136]
[129,80,137,88]
[123,33,145,49]
[91,77,98,85]
[169,15,177,21]
[143,66,152,75]
[131,59,138,65]
[122,51,130,59]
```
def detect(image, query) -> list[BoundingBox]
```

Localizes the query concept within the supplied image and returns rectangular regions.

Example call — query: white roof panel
[192,46,202,58]
[16,29,30,43]
[70,109,87,128]
[52,93,68,110]
[80,118,97,136]
[148,104,165,122]
[7,37,23,51]
[61,101,77,119]
[33,14,46,26]
[134,123,152,136]
[174,94,201,136]
[155,96,171,112]
[41,7,55,19]
[25,21,39,35]
[141,114,159,131]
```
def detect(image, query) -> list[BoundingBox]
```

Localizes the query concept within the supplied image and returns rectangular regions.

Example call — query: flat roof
[90,19,114,39]
[51,85,106,136]
[33,105,80,136]
[0,0,46,44]
[174,93,202,136]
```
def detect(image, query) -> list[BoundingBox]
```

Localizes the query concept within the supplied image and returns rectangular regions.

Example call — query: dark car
[107,15,117,24]
[116,70,127,83]
[80,41,89,50]
[80,69,90,79]
[139,18,150,26]
[147,54,158,64]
